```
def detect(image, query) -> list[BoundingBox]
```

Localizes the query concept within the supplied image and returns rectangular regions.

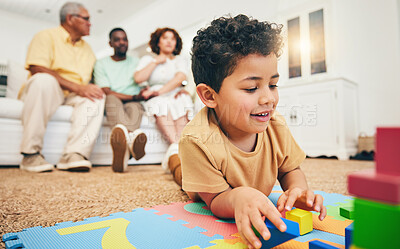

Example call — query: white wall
[0,8,106,65]
[95,0,280,57]
[0,9,54,65]
[332,0,400,134]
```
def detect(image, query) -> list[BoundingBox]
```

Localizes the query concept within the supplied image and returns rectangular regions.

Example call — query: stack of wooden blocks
[347,127,400,249]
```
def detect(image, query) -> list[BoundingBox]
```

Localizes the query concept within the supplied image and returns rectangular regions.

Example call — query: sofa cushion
[0,97,158,128]
[0,97,73,122]
[0,98,23,119]
[6,60,29,99]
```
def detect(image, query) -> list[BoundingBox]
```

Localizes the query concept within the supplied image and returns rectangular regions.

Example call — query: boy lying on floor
[178,14,327,249]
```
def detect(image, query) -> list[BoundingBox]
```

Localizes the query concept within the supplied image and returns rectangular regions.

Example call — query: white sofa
[0,61,169,166]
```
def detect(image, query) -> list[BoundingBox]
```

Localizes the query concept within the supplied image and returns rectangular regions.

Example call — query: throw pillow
[6,60,29,99]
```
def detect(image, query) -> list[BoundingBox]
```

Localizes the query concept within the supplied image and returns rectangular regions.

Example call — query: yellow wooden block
[285,208,313,235]
[350,245,364,249]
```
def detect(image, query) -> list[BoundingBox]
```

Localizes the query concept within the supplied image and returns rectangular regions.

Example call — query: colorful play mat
[3,186,353,248]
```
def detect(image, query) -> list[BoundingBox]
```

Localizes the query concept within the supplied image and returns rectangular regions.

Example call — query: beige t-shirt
[179,107,306,197]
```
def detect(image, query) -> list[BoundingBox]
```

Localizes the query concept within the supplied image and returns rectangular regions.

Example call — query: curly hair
[191,14,283,93]
[149,27,182,55]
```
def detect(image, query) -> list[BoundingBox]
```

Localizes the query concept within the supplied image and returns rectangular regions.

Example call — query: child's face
[214,53,279,139]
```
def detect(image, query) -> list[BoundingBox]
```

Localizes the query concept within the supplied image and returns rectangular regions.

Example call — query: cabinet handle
[290,111,297,121]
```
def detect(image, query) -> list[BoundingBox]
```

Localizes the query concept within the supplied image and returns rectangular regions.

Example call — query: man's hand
[28,65,104,101]
[132,88,159,101]
[231,187,287,249]
[276,187,326,221]
[77,84,104,101]
[131,87,159,101]
[132,87,148,101]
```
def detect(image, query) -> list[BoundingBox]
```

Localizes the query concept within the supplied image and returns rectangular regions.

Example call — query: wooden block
[376,127,400,176]
[309,240,340,249]
[260,217,300,248]
[348,169,400,204]
[345,223,353,249]
[286,208,313,235]
[340,206,354,220]
[352,198,400,249]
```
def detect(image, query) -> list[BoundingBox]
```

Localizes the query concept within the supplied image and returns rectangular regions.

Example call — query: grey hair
[60,2,85,23]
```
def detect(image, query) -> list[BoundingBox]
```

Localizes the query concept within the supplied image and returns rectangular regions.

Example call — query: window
[288,17,302,78]
[309,9,327,74]
[286,8,327,80]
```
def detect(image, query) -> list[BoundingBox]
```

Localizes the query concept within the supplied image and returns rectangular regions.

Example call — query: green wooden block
[353,198,400,249]
[252,225,261,237]
[340,206,354,219]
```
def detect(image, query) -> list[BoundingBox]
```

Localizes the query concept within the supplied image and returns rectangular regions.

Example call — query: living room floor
[0,158,374,249]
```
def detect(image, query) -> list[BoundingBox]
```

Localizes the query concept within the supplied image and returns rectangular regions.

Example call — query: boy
[179,15,327,249]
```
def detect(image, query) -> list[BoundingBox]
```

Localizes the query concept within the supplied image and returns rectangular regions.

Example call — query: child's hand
[276,187,326,221]
[232,187,287,249]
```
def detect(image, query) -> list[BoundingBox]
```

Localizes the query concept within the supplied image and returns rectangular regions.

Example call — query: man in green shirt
[94,28,156,172]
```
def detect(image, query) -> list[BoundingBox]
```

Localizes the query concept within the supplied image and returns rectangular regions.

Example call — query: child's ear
[196,83,217,108]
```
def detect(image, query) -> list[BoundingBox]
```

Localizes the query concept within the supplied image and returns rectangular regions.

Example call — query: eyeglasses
[71,14,90,22]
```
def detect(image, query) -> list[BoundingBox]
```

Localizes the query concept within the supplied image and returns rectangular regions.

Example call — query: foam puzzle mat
[2,186,353,249]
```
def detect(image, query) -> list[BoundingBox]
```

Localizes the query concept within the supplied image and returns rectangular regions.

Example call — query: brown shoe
[57,153,92,171]
[128,129,147,160]
[110,124,130,172]
[168,154,182,187]
[20,154,54,172]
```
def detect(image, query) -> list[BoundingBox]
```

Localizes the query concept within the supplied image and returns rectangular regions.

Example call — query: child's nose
[258,88,275,105]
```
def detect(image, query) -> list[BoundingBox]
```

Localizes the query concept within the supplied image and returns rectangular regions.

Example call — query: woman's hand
[141,89,159,100]
[276,187,326,221]
[154,54,167,64]
[174,89,190,98]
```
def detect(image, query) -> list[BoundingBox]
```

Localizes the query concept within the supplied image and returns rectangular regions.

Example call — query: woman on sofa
[134,27,193,173]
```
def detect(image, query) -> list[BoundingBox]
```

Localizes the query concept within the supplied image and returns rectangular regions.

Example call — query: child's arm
[277,167,327,220]
[199,187,287,249]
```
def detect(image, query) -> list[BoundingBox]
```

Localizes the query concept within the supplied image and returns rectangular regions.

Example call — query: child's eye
[245,87,258,93]
[269,84,278,89]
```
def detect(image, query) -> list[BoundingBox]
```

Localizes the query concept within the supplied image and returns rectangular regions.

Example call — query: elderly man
[19,2,105,172]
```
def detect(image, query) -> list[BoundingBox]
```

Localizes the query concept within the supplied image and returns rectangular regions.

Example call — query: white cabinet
[276,78,358,159]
